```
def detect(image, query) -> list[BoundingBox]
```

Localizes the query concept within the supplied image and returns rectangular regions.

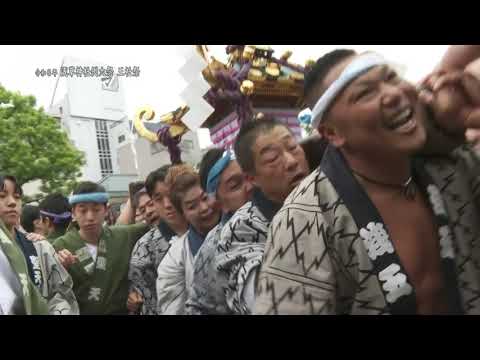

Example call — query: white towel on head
[310,53,387,128]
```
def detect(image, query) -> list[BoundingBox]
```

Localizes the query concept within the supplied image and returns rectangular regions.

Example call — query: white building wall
[70,117,102,182]
[116,130,207,180]
[48,55,130,183]
[50,96,130,183]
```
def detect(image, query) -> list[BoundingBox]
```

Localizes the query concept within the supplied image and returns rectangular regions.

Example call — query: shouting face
[318,55,428,158]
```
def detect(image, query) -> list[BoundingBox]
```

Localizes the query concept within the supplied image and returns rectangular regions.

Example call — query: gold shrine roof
[201,45,308,128]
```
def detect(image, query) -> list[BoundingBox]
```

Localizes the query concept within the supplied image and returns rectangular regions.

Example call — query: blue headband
[298,108,313,127]
[310,53,386,128]
[39,210,72,224]
[69,192,109,205]
[206,150,236,196]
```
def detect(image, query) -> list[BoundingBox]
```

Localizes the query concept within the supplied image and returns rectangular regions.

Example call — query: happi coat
[128,221,176,315]
[15,229,79,315]
[215,189,281,315]
[156,226,206,315]
[185,214,233,315]
[254,144,480,315]
[53,223,148,315]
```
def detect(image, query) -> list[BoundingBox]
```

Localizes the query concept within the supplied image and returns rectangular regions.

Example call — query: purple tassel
[157,126,182,164]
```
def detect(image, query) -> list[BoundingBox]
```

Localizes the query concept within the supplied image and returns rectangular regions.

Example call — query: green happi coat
[46,228,67,244]
[53,223,148,315]
[0,220,49,315]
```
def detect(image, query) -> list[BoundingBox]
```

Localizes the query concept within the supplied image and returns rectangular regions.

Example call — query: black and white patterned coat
[254,145,480,315]
[128,225,174,315]
[215,190,281,315]
[185,223,231,315]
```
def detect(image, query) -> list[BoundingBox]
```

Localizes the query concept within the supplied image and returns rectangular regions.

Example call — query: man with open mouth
[254,49,480,315]
[215,116,310,315]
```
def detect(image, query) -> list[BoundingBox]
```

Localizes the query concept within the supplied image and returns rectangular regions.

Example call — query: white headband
[310,52,387,128]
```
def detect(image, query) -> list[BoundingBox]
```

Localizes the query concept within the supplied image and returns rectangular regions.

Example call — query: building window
[95,119,114,178]
[118,134,126,144]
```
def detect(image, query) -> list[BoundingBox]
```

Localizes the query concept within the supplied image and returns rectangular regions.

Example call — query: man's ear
[245,173,257,188]
[318,121,346,148]
[45,217,53,229]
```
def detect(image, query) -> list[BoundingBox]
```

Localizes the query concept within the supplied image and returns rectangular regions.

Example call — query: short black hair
[304,49,356,108]
[21,205,40,233]
[0,175,23,196]
[198,148,224,191]
[300,135,328,172]
[133,188,149,208]
[72,181,106,195]
[38,193,72,231]
[145,165,171,197]
[234,116,288,174]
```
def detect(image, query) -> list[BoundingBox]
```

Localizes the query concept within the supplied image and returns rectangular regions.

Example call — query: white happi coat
[156,232,195,315]
[32,240,79,315]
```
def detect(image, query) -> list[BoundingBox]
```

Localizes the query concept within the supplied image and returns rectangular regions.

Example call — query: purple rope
[157,126,182,164]
[269,58,305,74]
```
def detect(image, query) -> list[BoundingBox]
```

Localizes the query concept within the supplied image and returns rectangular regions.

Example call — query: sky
[0,45,449,122]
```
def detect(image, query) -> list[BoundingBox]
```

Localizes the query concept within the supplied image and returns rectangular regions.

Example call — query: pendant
[403,182,416,200]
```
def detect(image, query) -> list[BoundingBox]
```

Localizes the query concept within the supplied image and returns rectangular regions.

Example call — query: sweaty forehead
[76,202,104,209]
[183,185,203,203]
[220,160,242,183]
[153,181,169,195]
[254,126,292,152]
[138,193,150,205]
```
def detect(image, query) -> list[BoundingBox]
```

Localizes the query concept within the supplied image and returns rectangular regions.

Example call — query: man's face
[134,209,143,224]
[0,180,21,229]
[151,181,184,228]
[40,216,55,236]
[181,184,220,236]
[145,199,160,226]
[251,126,309,203]
[319,56,427,157]
[217,160,253,214]
[136,193,160,226]
[34,218,48,236]
[72,202,107,235]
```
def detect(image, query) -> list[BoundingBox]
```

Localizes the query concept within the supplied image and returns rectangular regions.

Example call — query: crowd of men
[2,45,480,315]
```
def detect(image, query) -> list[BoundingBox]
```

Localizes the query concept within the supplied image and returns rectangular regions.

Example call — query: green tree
[0,85,85,200]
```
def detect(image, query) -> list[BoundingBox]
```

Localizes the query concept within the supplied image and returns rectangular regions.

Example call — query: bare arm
[421,46,480,91]
[115,199,135,225]
[436,45,480,72]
